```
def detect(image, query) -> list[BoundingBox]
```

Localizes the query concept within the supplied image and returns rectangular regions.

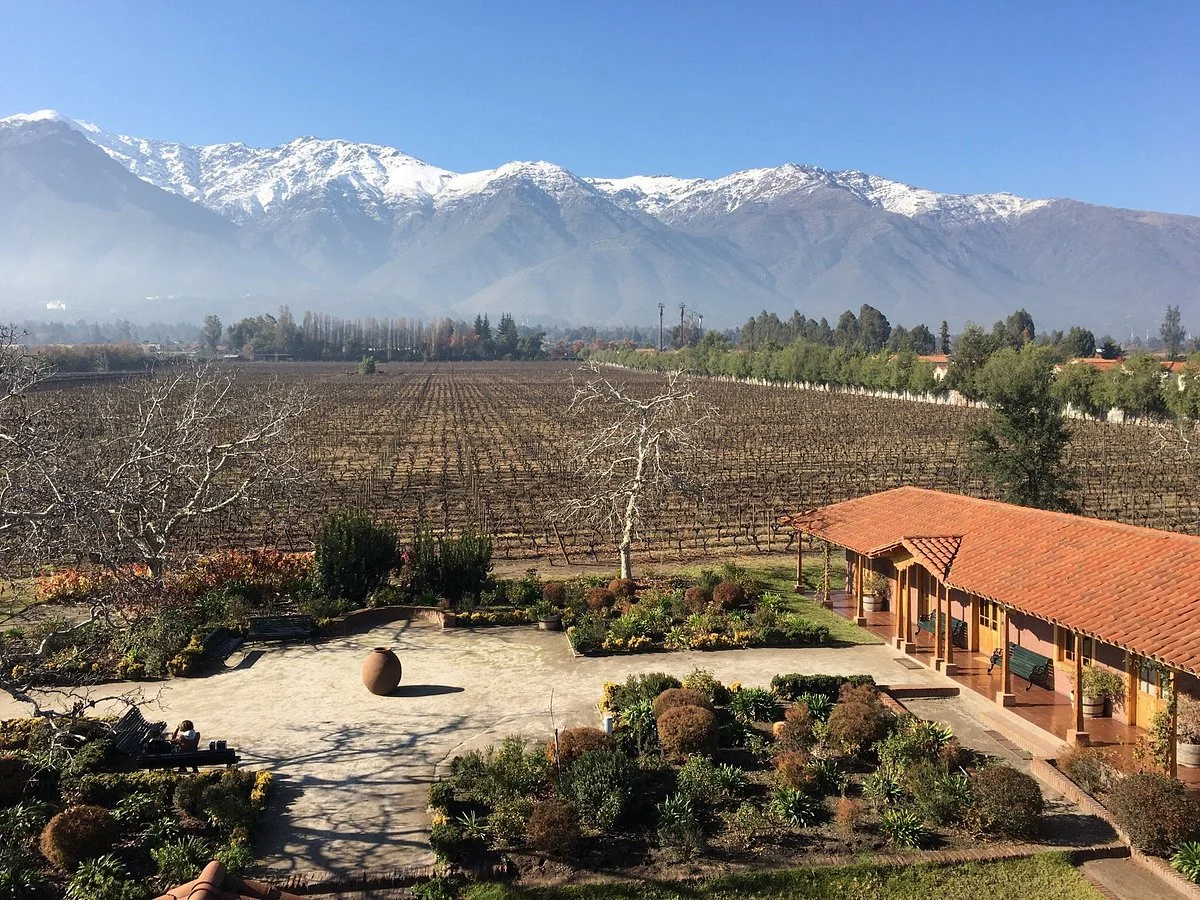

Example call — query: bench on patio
[247,614,316,642]
[201,626,244,663]
[915,611,968,649]
[987,643,1053,691]
[135,744,240,770]
[112,707,167,758]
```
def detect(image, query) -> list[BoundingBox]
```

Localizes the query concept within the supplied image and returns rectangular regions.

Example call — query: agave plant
[795,692,834,722]
[455,810,489,840]
[771,787,822,827]
[1172,841,1200,883]
[880,809,929,849]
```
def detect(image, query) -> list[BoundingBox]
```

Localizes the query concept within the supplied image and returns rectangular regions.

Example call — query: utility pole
[697,313,704,335]
[658,302,665,352]
[679,303,686,329]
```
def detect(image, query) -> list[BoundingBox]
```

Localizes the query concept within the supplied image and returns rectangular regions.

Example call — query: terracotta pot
[537,614,563,632]
[1178,741,1200,768]
[1082,697,1106,718]
[361,647,402,695]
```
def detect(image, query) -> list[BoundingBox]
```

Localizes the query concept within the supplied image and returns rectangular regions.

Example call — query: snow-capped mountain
[1,109,1197,330]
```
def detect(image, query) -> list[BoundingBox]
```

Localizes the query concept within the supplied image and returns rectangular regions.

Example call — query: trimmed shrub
[683,586,711,614]
[826,685,892,757]
[653,688,714,719]
[0,753,34,806]
[711,580,747,609]
[1058,744,1115,797]
[558,749,639,831]
[833,796,866,840]
[584,588,616,611]
[315,511,397,605]
[773,702,815,752]
[657,705,718,760]
[524,798,580,856]
[770,673,876,702]
[541,582,568,607]
[966,765,1044,840]
[681,668,731,705]
[546,727,614,768]
[1107,772,1199,855]
[39,805,117,870]
[607,578,636,601]
[772,751,814,792]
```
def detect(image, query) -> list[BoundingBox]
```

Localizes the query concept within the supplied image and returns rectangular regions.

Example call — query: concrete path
[0,620,945,877]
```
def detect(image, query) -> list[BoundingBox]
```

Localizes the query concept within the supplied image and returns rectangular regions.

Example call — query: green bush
[681,668,731,705]
[448,738,550,809]
[429,820,469,862]
[657,792,704,854]
[0,860,44,900]
[1058,744,1114,797]
[967,765,1045,840]
[770,674,875,702]
[608,672,681,715]
[880,808,930,848]
[558,748,640,831]
[39,805,117,870]
[653,688,714,719]
[65,854,144,900]
[729,687,781,723]
[409,527,494,605]
[428,780,455,810]
[315,511,397,605]
[1107,772,1199,856]
[676,754,735,806]
[412,876,460,900]
[567,611,608,655]
[151,835,213,886]
[524,798,580,856]
[199,768,256,831]
[771,787,822,827]
[904,761,971,826]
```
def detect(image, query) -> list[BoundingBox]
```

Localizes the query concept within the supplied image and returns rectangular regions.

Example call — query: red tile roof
[785,487,1200,674]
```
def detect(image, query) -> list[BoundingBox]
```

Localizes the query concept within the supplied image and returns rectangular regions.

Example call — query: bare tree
[562,363,709,579]
[0,330,308,717]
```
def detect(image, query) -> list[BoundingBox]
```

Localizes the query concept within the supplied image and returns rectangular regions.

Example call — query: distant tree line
[212,308,548,362]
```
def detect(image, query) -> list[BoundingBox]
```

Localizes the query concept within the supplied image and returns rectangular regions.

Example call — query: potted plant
[533,600,563,631]
[1178,694,1200,768]
[863,571,889,613]
[1080,663,1125,718]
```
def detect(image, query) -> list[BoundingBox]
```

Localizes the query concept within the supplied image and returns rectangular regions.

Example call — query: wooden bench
[987,643,1053,690]
[135,744,240,770]
[111,707,167,758]
[915,612,968,649]
[247,614,316,642]
[201,627,244,663]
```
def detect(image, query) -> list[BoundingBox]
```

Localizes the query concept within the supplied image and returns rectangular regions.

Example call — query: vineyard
[45,361,1200,564]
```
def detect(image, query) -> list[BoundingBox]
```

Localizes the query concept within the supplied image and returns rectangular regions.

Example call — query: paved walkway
[0,621,945,876]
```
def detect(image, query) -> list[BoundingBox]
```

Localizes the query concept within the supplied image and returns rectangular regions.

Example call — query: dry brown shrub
[834,796,866,840]
[524,798,581,856]
[546,726,614,767]
[656,705,717,760]
[772,750,814,790]
[711,580,747,609]
[584,588,615,611]
[652,687,714,719]
[39,805,116,870]
[542,582,568,606]
[683,586,712,614]
[607,578,636,601]
[774,702,815,752]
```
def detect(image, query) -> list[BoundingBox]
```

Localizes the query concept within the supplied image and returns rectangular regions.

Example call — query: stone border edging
[1030,757,1200,898]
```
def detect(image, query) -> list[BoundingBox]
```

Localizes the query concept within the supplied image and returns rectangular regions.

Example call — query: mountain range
[1,109,1197,331]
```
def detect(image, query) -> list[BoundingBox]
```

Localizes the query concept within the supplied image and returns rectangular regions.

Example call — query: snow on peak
[437,160,593,206]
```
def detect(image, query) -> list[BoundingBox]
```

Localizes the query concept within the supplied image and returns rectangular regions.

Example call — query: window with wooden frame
[1137,663,1170,700]
[978,599,1000,632]
[1056,626,1093,663]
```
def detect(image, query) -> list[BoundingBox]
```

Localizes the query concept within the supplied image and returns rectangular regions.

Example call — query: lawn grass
[659,557,879,646]
[462,853,1102,900]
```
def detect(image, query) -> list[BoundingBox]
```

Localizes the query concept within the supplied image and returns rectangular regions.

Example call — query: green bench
[915,612,968,649]
[987,642,1052,691]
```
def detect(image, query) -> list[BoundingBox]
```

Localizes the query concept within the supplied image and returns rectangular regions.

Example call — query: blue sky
[2,0,1197,214]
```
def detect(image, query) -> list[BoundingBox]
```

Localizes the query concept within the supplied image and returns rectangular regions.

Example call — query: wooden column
[943,582,957,675]
[894,567,905,645]
[1169,671,1179,779]
[933,572,944,670]
[997,605,1015,706]
[854,557,865,625]
[821,543,831,607]
[900,567,915,654]
[794,532,803,592]
[1069,632,1091,744]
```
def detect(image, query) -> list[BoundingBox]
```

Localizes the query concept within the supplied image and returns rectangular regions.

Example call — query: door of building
[1134,659,1169,730]
[977,598,1002,655]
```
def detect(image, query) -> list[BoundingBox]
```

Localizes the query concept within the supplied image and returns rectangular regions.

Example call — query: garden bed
[427,668,1060,886]
[0,715,272,899]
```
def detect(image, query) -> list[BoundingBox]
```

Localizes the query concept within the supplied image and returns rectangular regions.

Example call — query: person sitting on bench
[172,720,200,751]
